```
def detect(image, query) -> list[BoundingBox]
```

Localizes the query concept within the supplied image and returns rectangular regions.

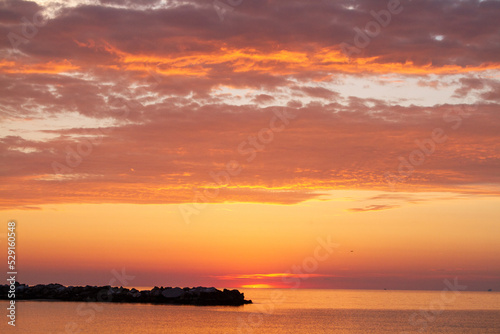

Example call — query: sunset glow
[240,284,275,289]
[0,0,499,292]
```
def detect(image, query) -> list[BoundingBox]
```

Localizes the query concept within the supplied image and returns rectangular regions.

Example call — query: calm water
[2,289,500,333]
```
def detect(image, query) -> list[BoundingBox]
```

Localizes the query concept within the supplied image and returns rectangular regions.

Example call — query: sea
[2,289,499,333]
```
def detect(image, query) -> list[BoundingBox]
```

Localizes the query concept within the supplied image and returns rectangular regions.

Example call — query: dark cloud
[348,204,400,212]
[2,0,500,68]
[252,94,275,104]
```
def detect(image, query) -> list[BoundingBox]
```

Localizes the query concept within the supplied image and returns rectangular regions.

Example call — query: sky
[0,0,499,291]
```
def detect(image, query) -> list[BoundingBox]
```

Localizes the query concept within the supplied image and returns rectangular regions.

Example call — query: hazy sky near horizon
[0,0,499,290]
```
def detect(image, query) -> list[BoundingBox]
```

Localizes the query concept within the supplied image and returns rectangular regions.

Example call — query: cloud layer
[1,0,499,209]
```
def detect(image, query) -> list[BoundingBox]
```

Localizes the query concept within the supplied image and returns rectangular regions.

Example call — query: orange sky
[0,0,499,290]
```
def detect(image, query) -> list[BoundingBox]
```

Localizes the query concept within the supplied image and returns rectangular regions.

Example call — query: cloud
[252,94,275,104]
[347,204,400,212]
[453,77,487,97]
[0,0,499,209]
[1,100,500,209]
[3,0,500,76]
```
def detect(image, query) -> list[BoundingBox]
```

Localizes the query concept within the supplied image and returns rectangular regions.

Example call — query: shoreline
[0,283,252,306]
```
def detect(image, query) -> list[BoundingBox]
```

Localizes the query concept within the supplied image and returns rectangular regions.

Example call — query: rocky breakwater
[0,282,252,306]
